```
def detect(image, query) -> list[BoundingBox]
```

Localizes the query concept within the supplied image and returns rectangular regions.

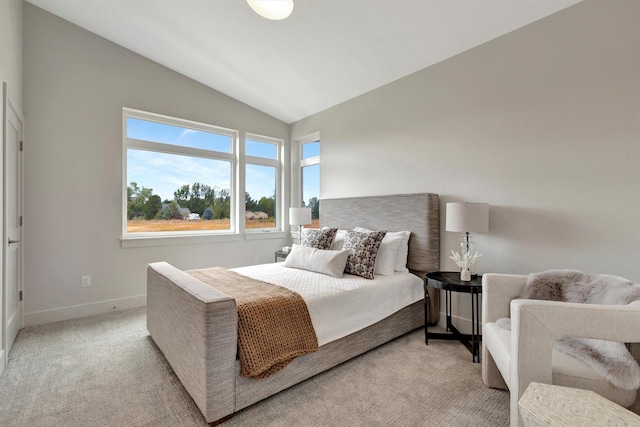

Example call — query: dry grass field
[127,218,321,233]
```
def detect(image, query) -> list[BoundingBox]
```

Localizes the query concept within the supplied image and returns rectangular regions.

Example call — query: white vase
[461,234,476,276]
[461,268,471,281]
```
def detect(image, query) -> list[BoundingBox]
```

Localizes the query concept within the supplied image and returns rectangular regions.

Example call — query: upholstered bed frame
[147,193,440,425]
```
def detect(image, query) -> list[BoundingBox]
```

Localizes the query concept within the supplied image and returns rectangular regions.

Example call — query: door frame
[0,81,4,374]
[2,81,24,373]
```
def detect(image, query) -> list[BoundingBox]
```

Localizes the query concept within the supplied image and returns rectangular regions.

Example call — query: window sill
[120,230,287,248]
[120,232,240,248]
[244,231,287,241]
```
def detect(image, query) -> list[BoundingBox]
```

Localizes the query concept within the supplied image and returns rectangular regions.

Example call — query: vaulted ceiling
[26,0,582,123]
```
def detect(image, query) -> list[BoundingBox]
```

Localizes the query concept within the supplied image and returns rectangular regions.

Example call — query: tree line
[127,182,232,221]
[303,197,320,220]
[128,181,319,221]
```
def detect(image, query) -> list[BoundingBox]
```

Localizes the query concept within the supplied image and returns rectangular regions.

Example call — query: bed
[147,193,440,425]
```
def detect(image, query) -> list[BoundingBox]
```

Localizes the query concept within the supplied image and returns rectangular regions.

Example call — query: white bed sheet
[231,263,424,346]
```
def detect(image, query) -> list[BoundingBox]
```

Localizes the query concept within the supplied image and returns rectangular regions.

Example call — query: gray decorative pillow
[343,230,387,279]
[301,228,337,250]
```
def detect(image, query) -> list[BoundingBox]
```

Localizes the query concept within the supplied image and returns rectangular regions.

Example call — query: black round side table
[424,271,482,363]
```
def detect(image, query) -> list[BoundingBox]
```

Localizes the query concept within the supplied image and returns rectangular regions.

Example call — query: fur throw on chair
[496,269,640,391]
[521,269,640,305]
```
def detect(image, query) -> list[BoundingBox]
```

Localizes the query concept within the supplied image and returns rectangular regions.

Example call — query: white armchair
[482,273,640,427]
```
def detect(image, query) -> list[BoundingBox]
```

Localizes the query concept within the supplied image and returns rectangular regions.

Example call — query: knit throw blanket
[187,267,318,379]
[496,269,640,390]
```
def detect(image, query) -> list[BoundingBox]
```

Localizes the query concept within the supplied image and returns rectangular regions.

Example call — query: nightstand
[424,271,482,362]
[274,250,290,262]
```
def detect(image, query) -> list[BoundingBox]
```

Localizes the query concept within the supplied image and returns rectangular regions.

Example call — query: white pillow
[283,244,350,278]
[374,235,404,275]
[355,227,411,273]
[331,229,348,250]
[389,230,411,272]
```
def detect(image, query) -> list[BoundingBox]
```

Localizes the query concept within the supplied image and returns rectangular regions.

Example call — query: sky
[126,117,319,205]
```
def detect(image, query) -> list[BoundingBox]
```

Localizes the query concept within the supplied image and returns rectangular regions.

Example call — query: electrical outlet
[81,275,91,287]
[253,257,259,265]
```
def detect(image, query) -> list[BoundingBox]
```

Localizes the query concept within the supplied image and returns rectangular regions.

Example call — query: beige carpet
[0,307,508,426]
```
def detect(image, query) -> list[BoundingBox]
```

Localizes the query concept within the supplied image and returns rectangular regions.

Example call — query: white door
[3,82,23,357]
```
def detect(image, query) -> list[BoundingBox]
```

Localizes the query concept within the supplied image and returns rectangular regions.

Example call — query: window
[245,134,282,231]
[123,109,236,236]
[299,134,320,228]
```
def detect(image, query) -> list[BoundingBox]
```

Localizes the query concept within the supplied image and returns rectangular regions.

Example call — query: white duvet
[231,263,424,346]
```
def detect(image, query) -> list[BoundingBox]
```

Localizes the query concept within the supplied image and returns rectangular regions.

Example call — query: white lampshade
[446,203,489,233]
[247,0,294,20]
[289,207,311,226]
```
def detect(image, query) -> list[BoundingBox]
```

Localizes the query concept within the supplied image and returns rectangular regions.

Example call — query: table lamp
[446,202,489,276]
[289,207,312,245]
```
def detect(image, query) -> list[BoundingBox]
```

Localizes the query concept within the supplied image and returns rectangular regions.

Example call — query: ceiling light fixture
[247,0,294,20]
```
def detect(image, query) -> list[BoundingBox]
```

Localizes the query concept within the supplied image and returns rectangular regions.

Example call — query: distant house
[159,203,195,220]
[245,211,269,220]
[178,207,191,219]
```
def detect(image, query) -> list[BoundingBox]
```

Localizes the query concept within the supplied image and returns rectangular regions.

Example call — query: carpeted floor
[0,307,508,426]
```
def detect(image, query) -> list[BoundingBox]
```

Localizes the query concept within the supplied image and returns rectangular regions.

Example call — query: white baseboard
[21,296,471,331]
[436,312,478,335]
[23,294,147,327]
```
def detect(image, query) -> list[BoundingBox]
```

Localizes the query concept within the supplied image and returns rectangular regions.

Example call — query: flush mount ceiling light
[247,0,294,20]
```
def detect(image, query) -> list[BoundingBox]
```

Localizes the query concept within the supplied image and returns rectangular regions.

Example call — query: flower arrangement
[449,250,483,269]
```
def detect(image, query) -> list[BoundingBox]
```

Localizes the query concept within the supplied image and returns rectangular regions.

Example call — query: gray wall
[21,0,640,327]
[291,0,640,286]
[23,4,289,325]
[1,0,22,109]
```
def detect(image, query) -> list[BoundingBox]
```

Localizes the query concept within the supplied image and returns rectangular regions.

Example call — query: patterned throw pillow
[343,230,387,279]
[301,228,337,250]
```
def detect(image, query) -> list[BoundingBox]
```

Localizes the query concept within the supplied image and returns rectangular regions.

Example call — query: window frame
[294,132,320,230]
[244,133,284,233]
[121,108,239,246]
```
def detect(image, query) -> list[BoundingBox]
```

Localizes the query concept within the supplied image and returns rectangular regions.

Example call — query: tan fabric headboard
[319,193,440,274]
[320,193,441,324]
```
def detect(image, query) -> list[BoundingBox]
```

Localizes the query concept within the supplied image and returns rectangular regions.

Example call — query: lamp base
[461,232,477,276]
